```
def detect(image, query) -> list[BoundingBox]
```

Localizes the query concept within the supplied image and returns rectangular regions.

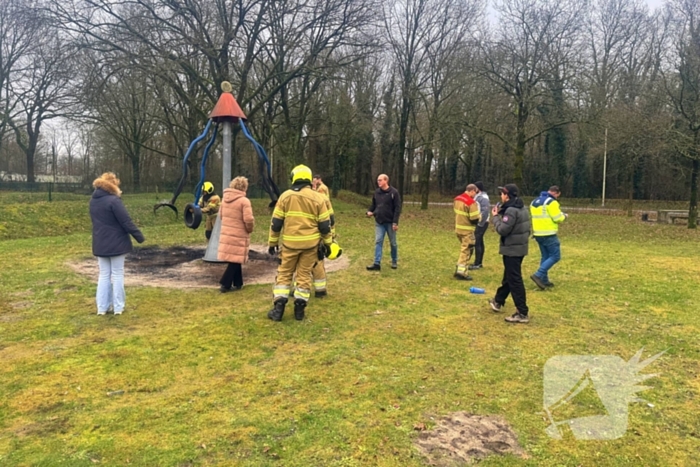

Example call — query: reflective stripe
[294,288,311,301]
[454,208,467,216]
[456,264,467,273]
[268,233,280,243]
[534,230,558,236]
[273,285,290,298]
[318,209,331,221]
[273,208,286,218]
[313,279,327,289]
[531,214,549,219]
[552,213,565,221]
[456,224,476,231]
[283,233,321,242]
[286,210,318,220]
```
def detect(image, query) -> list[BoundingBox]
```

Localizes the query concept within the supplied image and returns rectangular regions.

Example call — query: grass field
[0,191,698,466]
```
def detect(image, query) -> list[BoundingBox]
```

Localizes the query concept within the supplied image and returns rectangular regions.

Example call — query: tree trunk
[514,110,526,187]
[130,154,140,189]
[420,148,433,210]
[689,158,698,229]
[396,91,411,198]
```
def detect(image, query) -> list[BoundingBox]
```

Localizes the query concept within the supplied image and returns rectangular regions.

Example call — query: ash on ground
[414,412,526,466]
[68,245,350,289]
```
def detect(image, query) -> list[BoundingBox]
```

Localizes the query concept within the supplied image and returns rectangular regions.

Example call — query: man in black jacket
[489,184,532,323]
[366,174,401,271]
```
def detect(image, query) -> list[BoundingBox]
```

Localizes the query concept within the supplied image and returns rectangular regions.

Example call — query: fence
[0,180,274,200]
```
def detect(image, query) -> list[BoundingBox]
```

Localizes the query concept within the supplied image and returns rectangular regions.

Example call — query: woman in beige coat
[218,176,255,292]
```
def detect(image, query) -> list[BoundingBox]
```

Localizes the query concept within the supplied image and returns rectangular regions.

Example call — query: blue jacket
[90,188,144,257]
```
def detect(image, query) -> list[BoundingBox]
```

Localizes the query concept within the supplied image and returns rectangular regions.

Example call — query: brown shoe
[530,274,547,290]
[505,313,529,324]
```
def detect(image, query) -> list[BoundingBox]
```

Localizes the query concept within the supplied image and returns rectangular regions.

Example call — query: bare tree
[383,0,468,197]
[10,26,74,183]
[665,0,700,228]
[414,0,483,208]
[473,0,586,187]
[0,0,38,155]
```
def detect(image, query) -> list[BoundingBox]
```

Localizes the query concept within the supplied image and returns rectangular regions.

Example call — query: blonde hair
[230,176,248,191]
[92,172,122,196]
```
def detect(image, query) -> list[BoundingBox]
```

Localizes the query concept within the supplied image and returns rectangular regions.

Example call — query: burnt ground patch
[414,412,526,465]
[68,244,350,289]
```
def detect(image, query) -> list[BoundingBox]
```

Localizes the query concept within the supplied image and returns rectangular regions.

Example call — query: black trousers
[494,255,528,315]
[473,222,489,265]
[220,262,243,288]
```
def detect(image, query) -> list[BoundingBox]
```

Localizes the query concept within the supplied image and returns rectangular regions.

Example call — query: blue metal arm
[194,123,219,203]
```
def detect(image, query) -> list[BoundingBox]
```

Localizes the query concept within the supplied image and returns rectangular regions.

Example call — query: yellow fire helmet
[202,181,214,194]
[291,164,312,184]
[327,241,342,260]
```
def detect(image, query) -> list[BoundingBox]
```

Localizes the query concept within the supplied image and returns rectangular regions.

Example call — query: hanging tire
[184,203,202,229]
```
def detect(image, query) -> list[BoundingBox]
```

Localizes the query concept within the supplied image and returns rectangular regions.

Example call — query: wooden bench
[657,210,698,225]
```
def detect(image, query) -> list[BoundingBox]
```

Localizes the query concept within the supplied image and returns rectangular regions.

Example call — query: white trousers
[96,255,126,314]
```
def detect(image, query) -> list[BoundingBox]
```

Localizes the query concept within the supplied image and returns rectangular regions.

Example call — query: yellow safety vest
[530,197,565,236]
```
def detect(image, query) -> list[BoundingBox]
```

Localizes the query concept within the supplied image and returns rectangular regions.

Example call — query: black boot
[294,299,307,321]
[267,298,287,321]
[205,230,212,240]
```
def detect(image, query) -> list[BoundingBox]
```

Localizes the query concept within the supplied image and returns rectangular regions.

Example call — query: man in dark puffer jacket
[489,184,532,323]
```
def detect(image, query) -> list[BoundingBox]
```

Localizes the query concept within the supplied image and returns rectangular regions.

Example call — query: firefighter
[199,181,221,241]
[268,165,332,321]
[454,184,481,280]
[311,189,336,297]
[313,174,330,198]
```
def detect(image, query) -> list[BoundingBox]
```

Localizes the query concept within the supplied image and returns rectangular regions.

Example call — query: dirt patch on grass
[67,244,350,289]
[414,412,526,465]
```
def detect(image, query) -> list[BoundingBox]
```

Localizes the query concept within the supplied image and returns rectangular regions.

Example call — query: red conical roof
[210,93,247,122]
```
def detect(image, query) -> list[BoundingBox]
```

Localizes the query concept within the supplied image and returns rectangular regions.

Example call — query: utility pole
[602,127,608,207]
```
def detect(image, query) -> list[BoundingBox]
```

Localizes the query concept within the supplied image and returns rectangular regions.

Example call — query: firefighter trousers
[455,231,476,276]
[273,247,317,302]
[312,259,327,292]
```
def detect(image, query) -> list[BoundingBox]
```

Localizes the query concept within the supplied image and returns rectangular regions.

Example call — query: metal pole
[203,120,232,263]
[602,127,608,207]
[222,121,232,189]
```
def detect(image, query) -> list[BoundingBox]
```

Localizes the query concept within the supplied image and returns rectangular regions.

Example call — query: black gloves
[268,246,278,256]
[317,243,326,261]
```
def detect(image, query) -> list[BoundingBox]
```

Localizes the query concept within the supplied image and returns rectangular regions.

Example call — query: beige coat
[217,188,255,263]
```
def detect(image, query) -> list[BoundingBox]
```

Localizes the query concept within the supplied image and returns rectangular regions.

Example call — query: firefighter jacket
[323,195,336,237]
[199,193,221,216]
[454,192,481,234]
[316,182,330,198]
[269,183,332,250]
[530,192,566,236]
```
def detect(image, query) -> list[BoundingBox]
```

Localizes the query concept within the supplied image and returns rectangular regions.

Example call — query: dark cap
[498,184,519,198]
[474,181,485,192]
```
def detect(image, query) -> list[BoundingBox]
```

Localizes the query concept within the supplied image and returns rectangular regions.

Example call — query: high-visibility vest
[530,196,565,236]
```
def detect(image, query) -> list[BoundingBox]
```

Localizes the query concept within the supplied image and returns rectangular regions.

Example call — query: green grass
[0,192,699,466]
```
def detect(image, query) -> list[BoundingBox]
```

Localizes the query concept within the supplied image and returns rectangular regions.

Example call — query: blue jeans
[97,255,126,313]
[534,235,561,284]
[374,223,397,265]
